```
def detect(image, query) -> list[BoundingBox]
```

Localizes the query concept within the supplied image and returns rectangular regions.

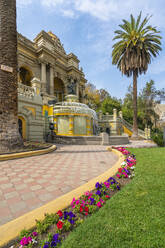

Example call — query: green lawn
[61,148,165,248]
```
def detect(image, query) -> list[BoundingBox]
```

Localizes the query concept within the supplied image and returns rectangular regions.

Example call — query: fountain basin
[49,95,98,136]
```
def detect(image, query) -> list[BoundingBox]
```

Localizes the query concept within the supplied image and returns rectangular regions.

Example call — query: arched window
[54,77,65,102]
[18,116,26,140]
[19,67,33,87]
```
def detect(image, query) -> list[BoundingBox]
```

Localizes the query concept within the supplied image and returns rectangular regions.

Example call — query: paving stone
[38,193,53,202]
[10,202,27,213]
[0,183,13,190]
[15,184,27,190]
[4,191,19,199]
[0,145,119,226]
[0,215,13,226]
[31,185,42,191]
[0,200,7,207]
[21,192,36,200]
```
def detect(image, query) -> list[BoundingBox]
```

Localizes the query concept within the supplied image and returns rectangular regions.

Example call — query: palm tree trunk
[132,70,138,138]
[0,0,23,153]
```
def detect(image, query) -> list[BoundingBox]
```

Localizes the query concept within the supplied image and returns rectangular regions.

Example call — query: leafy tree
[85,84,110,111]
[122,81,164,130]
[101,97,121,115]
[112,12,162,138]
[98,89,110,102]
[85,83,101,110]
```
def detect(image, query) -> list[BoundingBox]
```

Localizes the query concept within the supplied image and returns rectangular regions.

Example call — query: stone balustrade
[18,83,35,98]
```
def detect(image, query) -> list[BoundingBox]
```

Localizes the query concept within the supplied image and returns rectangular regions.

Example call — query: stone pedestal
[111,109,118,135]
[101,132,109,146]
[65,94,78,103]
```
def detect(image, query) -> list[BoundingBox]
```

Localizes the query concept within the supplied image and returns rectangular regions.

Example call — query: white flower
[32,239,37,244]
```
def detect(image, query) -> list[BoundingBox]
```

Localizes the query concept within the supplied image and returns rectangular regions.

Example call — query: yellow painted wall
[123,125,132,137]
[42,105,49,116]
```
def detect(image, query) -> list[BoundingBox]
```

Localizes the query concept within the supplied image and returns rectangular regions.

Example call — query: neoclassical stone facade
[17,30,87,141]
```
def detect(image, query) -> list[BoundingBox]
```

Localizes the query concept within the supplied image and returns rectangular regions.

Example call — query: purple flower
[69,218,75,225]
[90,197,95,204]
[95,182,102,189]
[43,242,50,248]
[68,211,75,218]
[53,234,59,242]
[117,185,120,190]
[64,211,68,219]
[51,241,56,247]
[96,190,101,196]
[108,177,117,184]
[124,168,130,174]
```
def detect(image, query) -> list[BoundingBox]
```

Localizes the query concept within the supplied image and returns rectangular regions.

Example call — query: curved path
[0,145,118,226]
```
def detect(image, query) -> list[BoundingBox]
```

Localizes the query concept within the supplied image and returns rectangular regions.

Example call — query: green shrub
[152,128,164,147]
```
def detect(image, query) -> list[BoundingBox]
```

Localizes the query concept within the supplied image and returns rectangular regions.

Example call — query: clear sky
[17,0,165,100]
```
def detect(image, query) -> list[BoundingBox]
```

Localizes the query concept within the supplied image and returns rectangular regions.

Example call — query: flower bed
[10,147,136,248]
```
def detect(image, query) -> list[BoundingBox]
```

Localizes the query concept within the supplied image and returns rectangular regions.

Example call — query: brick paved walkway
[0,145,118,226]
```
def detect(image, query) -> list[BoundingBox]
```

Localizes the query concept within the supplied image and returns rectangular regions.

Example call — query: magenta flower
[97,202,102,208]
[104,182,110,188]
[20,237,32,246]
[32,232,38,237]
[122,172,128,178]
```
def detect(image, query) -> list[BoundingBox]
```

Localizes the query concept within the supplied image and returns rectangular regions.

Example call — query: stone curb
[0,145,57,161]
[0,148,124,247]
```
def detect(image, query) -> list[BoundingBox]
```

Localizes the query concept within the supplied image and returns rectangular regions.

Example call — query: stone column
[113,109,117,120]
[76,82,79,100]
[69,116,74,135]
[111,109,117,135]
[145,126,148,139]
[50,66,54,96]
[147,127,151,139]
[41,62,46,93]
[119,111,123,119]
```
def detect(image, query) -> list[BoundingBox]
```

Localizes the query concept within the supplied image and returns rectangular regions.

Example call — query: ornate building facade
[17,31,87,141]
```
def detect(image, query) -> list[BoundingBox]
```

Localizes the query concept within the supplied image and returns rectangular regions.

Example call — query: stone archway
[54,77,65,102]
[19,66,33,87]
[18,116,26,140]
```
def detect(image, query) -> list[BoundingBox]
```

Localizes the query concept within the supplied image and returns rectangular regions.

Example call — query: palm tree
[112,12,162,138]
[0,0,23,152]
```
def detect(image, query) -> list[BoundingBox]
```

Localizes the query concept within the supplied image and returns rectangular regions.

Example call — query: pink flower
[122,172,128,178]
[20,237,32,246]
[32,232,38,237]
[104,182,110,188]
[71,197,76,206]
[27,237,32,243]
[72,204,75,209]
[97,202,102,208]
[116,174,121,178]
[105,195,110,198]
[76,200,80,205]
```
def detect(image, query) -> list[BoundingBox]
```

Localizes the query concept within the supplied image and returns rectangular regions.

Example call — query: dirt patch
[0,142,52,155]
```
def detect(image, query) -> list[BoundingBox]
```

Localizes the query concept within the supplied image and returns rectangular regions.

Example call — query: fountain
[48,94,98,136]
